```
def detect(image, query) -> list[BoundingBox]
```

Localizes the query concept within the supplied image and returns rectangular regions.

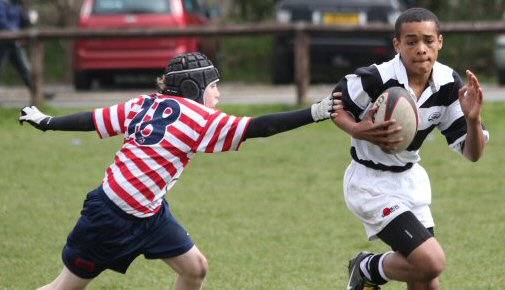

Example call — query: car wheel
[74,71,92,91]
[99,74,115,88]
[498,69,505,85]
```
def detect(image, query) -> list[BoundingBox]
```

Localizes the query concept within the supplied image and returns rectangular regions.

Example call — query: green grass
[1,103,504,289]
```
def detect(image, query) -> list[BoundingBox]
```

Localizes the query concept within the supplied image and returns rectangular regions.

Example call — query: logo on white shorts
[382,205,400,217]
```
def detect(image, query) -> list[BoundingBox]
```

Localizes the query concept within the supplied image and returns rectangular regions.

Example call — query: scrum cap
[158,52,220,104]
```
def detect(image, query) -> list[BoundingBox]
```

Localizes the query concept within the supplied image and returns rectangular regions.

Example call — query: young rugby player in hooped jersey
[331,8,489,290]
[18,52,344,290]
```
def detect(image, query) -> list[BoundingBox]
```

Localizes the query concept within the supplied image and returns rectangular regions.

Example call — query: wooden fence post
[294,24,310,105]
[30,38,44,106]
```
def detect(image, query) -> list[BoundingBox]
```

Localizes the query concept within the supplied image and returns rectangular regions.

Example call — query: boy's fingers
[332,104,343,111]
[374,119,396,129]
[332,92,342,98]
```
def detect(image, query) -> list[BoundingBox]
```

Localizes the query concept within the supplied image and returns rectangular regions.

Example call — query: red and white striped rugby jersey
[93,93,251,217]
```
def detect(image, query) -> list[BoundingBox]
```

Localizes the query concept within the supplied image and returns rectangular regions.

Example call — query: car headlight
[312,11,322,24]
[277,9,292,23]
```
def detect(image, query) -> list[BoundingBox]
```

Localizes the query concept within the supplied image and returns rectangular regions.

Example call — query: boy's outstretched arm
[245,95,341,139]
[458,70,486,162]
[19,106,95,131]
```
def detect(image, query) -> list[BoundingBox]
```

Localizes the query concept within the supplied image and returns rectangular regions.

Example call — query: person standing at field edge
[18,52,352,290]
[0,0,53,99]
[331,7,489,290]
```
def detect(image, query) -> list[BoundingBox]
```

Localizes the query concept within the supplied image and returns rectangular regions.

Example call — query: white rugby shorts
[343,161,434,240]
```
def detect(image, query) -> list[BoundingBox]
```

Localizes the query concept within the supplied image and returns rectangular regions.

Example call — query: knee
[185,254,209,281]
[414,251,446,281]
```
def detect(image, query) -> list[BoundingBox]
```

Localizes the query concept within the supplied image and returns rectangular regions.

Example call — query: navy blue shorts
[62,186,194,279]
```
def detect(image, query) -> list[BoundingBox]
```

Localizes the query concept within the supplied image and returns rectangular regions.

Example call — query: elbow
[468,156,480,162]
[465,152,483,162]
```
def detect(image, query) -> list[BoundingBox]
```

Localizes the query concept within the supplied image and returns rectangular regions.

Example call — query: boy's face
[393,21,443,77]
[203,82,220,108]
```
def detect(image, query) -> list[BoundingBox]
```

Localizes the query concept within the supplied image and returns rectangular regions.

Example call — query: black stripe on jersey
[355,65,404,103]
[333,65,404,121]
[407,124,437,151]
[356,65,383,102]
[442,116,467,145]
[333,77,362,121]
[371,79,404,103]
[420,71,462,108]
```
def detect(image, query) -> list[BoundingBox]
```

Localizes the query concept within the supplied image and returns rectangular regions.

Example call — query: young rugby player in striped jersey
[331,7,489,290]
[19,52,343,290]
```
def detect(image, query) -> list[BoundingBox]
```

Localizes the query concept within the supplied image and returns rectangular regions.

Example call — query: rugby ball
[373,87,419,154]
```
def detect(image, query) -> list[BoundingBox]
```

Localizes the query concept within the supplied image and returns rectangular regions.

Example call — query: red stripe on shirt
[121,148,167,191]
[160,140,190,166]
[195,112,220,150]
[223,118,240,151]
[206,115,230,153]
[117,103,126,133]
[102,107,116,137]
[106,168,156,214]
[113,155,156,201]
[180,113,204,132]
[178,97,211,119]
[170,126,197,150]
[135,144,178,177]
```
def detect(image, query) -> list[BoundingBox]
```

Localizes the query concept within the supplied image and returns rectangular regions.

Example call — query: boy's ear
[393,37,400,53]
[438,34,443,50]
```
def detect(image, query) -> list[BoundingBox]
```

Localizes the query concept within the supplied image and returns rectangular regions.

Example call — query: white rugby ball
[373,87,419,154]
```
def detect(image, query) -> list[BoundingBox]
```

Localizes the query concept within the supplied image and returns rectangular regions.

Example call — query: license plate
[323,12,362,25]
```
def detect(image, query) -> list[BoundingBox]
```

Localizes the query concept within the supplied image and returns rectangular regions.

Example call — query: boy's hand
[19,106,52,131]
[311,94,343,122]
[352,107,403,152]
[458,70,483,123]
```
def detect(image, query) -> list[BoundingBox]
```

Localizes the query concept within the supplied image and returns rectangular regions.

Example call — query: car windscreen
[93,0,171,15]
[183,0,203,14]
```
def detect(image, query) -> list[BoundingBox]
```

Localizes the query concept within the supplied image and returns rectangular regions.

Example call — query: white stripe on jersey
[179,103,207,127]
[197,112,227,151]
[345,74,371,111]
[166,130,193,153]
[109,104,121,133]
[437,101,463,131]
[172,120,199,142]
[214,116,237,152]
[231,118,250,150]
[377,57,400,83]
[116,151,163,192]
[107,163,158,209]
[94,108,109,137]
[102,181,139,215]
[123,143,173,180]
[418,106,444,131]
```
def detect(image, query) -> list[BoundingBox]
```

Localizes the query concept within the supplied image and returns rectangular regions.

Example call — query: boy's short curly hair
[394,7,440,38]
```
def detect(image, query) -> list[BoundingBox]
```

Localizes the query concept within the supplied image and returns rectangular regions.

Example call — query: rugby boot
[347,251,381,290]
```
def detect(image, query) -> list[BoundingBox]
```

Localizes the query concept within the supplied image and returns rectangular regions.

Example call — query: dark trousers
[0,41,34,92]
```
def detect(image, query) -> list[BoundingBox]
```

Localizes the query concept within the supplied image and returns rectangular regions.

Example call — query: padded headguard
[158,52,220,104]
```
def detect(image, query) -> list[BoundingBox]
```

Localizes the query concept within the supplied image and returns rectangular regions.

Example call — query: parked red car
[73,0,214,90]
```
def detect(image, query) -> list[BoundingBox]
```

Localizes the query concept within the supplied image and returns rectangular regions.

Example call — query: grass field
[1,103,504,290]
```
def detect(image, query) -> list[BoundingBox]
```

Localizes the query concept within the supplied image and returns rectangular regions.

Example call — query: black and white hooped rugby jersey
[333,54,489,172]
